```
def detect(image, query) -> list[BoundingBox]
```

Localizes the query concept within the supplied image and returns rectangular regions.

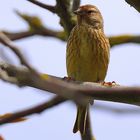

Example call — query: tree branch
[72,0,81,11]
[125,0,140,13]
[3,29,66,41]
[2,1,140,139]
[27,0,56,13]
[3,30,35,40]
[0,33,140,106]
[109,34,140,47]
[1,33,140,140]
[27,0,75,36]
[1,62,140,106]
[0,32,37,72]
[3,11,140,46]
[0,96,66,125]
[4,28,140,47]
[56,0,75,36]
[2,12,67,41]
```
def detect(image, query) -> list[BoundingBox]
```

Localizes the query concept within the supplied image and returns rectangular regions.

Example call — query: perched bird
[66,5,110,134]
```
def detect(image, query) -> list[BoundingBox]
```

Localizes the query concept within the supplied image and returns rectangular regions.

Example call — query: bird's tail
[73,105,89,134]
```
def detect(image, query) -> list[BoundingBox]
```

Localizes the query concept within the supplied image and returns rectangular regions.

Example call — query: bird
[66,4,110,134]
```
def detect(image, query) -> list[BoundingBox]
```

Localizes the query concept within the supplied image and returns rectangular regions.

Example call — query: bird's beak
[73,9,81,15]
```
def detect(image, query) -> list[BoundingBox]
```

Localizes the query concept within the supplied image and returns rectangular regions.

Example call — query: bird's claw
[101,81,117,87]
[62,76,75,82]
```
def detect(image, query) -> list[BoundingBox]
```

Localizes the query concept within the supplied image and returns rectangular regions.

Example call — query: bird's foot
[101,81,117,87]
[62,76,75,82]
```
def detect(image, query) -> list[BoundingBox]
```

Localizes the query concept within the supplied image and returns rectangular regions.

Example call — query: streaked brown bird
[66,5,110,134]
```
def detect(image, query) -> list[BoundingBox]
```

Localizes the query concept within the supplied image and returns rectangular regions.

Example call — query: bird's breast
[66,25,110,82]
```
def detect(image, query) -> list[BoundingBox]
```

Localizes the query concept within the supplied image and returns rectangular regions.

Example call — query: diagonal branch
[3,30,35,41]
[2,12,67,41]
[0,96,66,125]
[125,0,140,13]
[27,0,56,13]
[0,32,37,73]
[27,0,75,36]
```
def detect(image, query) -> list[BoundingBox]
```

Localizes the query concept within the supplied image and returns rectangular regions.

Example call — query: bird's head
[74,5,103,29]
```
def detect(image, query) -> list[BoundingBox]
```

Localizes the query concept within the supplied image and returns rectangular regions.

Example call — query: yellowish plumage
[67,25,109,82]
[66,4,110,135]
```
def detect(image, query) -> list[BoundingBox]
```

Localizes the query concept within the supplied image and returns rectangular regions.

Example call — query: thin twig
[27,0,56,13]
[0,32,37,73]
[0,96,66,125]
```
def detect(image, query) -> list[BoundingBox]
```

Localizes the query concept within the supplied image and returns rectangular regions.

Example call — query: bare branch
[0,96,66,125]
[3,29,66,41]
[27,0,56,13]
[56,0,75,36]
[109,34,140,47]
[0,32,37,72]
[26,0,75,36]
[125,0,140,13]
[1,63,140,106]
[3,30,35,40]
[72,0,81,11]
[4,11,140,46]
[4,28,140,47]
[2,12,67,41]
[0,65,18,84]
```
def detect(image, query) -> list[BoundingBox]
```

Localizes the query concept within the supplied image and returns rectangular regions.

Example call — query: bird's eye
[87,10,94,14]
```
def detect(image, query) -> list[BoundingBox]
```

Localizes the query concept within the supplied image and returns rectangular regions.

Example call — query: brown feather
[66,4,110,134]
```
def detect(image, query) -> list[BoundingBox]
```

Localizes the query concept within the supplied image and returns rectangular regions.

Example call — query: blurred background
[0,0,140,140]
